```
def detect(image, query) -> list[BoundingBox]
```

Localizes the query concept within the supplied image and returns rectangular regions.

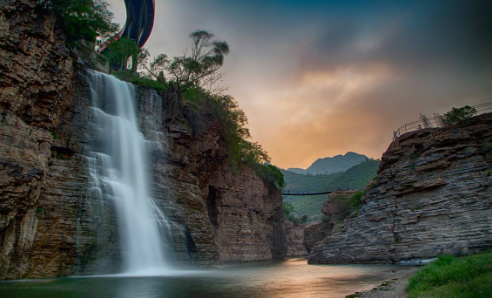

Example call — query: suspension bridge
[281,190,333,196]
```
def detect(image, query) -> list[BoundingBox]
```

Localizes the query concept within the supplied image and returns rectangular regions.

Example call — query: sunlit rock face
[0,2,287,279]
[309,114,492,264]
[201,166,287,262]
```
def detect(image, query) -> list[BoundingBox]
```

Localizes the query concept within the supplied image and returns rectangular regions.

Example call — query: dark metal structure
[99,0,155,52]
[281,190,333,196]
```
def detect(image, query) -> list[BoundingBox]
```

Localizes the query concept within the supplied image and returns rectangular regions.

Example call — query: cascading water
[86,71,170,275]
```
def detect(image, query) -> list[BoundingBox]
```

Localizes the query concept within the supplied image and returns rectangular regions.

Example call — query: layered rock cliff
[0,2,286,279]
[0,0,76,279]
[284,220,308,257]
[303,189,357,254]
[309,114,492,264]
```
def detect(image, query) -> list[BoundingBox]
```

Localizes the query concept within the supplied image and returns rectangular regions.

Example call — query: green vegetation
[36,207,43,213]
[284,195,327,222]
[443,105,477,127]
[406,252,492,298]
[44,0,280,192]
[330,191,364,222]
[49,131,59,139]
[254,164,285,190]
[139,30,230,95]
[103,38,139,71]
[111,70,167,91]
[120,29,280,190]
[282,159,378,222]
[182,90,284,190]
[284,191,364,224]
[283,202,307,225]
[282,158,380,193]
[38,0,118,45]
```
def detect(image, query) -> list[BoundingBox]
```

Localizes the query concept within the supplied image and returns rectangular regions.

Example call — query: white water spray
[86,71,170,274]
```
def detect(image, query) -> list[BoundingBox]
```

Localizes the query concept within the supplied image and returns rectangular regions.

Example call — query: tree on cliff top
[443,105,477,126]
[103,37,139,72]
[39,0,118,44]
[140,30,230,95]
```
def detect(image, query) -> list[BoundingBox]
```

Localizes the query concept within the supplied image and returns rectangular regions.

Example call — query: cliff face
[204,166,286,262]
[302,189,357,254]
[309,114,492,264]
[0,1,76,279]
[284,220,308,257]
[0,3,286,279]
[303,222,328,254]
[321,189,357,226]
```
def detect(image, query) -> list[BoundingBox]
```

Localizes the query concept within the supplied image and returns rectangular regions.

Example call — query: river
[0,258,415,298]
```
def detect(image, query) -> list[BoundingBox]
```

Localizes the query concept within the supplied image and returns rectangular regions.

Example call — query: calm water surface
[0,258,414,298]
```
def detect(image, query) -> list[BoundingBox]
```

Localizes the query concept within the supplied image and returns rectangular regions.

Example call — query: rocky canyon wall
[0,2,286,279]
[284,220,308,257]
[309,114,492,264]
[0,0,77,279]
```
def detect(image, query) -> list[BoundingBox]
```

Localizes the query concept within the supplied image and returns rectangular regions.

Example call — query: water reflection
[0,259,414,298]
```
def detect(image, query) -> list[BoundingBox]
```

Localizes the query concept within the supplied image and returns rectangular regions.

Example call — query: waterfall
[86,71,170,275]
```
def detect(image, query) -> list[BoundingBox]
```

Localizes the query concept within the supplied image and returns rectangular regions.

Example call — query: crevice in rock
[50,146,74,159]
[206,186,220,231]
[184,227,197,264]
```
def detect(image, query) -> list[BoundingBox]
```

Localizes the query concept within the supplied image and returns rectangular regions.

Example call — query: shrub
[111,71,167,91]
[253,164,285,190]
[331,191,364,222]
[346,190,364,210]
[443,105,477,126]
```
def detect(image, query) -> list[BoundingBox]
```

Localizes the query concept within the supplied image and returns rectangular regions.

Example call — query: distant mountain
[282,158,380,222]
[286,168,306,175]
[287,152,368,175]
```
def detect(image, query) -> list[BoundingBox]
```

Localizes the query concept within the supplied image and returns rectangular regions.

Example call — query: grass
[111,71,167,91]
[406,252,492,298]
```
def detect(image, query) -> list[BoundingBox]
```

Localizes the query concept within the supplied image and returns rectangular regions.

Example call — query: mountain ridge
[286,152,368,175]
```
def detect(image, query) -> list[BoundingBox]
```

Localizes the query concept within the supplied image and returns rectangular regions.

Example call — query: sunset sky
[106,0,492,169]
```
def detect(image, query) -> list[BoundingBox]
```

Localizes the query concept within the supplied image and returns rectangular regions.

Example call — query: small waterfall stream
[86,71,170,275]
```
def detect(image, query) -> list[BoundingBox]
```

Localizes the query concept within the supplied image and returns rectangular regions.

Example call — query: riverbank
[347,268,418,298]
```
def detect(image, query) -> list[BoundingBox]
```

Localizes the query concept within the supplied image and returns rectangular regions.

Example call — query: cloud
[105,0,492,169]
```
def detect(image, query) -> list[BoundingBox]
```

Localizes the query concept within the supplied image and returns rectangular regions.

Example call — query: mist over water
[86,71,170,274]
[0,259,415,298]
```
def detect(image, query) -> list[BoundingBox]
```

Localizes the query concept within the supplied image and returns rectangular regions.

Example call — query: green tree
[38,0,118,44]
[103,37,139,71]
[443,105,477,126]
[142,30,230,94]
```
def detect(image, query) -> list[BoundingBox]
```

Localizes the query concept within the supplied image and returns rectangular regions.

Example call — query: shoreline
[347,267,419,298]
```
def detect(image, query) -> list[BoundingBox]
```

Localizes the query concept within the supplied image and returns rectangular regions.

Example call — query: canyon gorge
[1,0,492,285]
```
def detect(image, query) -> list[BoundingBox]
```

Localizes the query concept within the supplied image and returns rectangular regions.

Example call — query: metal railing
[393,102,492,140]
